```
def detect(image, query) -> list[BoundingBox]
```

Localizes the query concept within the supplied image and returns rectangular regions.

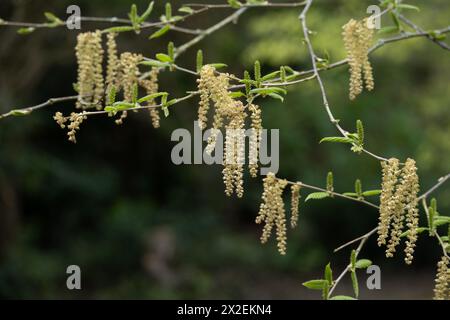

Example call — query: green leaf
[149,25,170,39]
[351,271,359,298]
[350,249,356,268]
[302,279,328,290]
[319,136,353,144]
[355,259,372,269]
[167,41,175,60]
[44,12,63,24]
[155,53,173,63]
[9,109,31,116]
[377,26,399,35]
[103,26,136,33]
[227,0,242,9]
[229,91,246,99]
[250,87,287,95]
[305,192,329,202]
[390,12,402,31]
[324,263,333,286]
[138,92,168,103]
[196,50,203,73]
[362,190,381,196]
[434,216,450,227]
[329,295,357,300]
[400,227,429,238]
[138,1,155,23]
[128,4,139,26]
[140,59,170,68]
[397,4,420,11]
[17,27,35,35]
[268,93,284,102]
[343,192,358,197]
[356,119,364,146]
[261,71,280,82]
[208,63,228,69]
[165,3,172,20]
[179,6,194,14]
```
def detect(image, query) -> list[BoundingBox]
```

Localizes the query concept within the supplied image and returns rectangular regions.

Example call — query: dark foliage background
[0,0,448,299]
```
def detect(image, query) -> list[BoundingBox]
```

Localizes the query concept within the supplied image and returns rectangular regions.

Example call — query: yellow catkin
[249,103,262,178]
[75,30,104,109]
[139,68,160,128]
[403,158,419,264]
[378,157,420,260]
[197,65,214,130]
[105,32,119,94]
[433,255,450,300]
[378,158,400,246]
[116,52,142,125]
[223,101,246,198]
[290,183,301,229]
[256,173,288,255]
[342,18,374,100]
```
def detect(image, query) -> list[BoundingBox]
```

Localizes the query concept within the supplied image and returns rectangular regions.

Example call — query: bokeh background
[0,0,449,299]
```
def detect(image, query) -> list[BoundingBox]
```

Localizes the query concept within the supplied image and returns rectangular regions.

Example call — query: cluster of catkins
[342,18,374,100]
[255,173,301,255]
[197,65,263,197]
[55,31,159,142]
[433,255,450,300]
[377,158,420,264]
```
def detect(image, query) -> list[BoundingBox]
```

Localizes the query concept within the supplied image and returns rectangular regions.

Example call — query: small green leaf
[351,271,359,298]
[138,1,155,23]
[261,71,281,81]
[400,227,429,238]
[350,249,356,269]
[104,26,136,33]
[362,190,381,196]
[165,3,172,20]
[329,295,357,300]
[324,263,333,286]
[138,92,168,104]
[44,12,63,24]
[227,0,242,9]
[268,93,284,102]
[250,87,287,95]
[302,279,328,290]
[149,25,170,39]
[167,41,175,60]
[140,59,169,68]
[155,53,173,63]
[305,192,329,202]
[17,27,35,35]
[179,6,194,14]
[355,259,372,269]
[196,50,203,73]
[208,63,228,69]
[343,192,358,197]
[377,26,399,35]
[10,109,31,116]
[397,4,420,11]
[319,136,354,144]
[229,91,245,99]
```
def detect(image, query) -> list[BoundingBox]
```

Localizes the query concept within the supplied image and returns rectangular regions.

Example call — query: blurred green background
[0,0,449,299]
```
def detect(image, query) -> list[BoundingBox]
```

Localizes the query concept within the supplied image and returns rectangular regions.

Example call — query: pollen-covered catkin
[197,65,214,130]
[249,103,262,178]
[223,101,246,197]
[120,52,142,103]
[75,30,104,109]
[256,173,288,255]
[105,32,119,94]
[378,157,420,261]
[140,67,160,128]
[378,158,400,246]
[290,183,301,229]
[403,158,420,264]
[433,255,449,300]
[342,18,374,100]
